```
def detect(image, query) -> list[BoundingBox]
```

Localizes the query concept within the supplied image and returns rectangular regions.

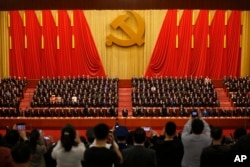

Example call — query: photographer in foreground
[181,109,212,167]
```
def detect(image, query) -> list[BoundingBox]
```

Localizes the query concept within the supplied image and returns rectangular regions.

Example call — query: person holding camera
[181,110,212,167]
[83,123,123,167]
[52,124,86,167]
[29,129,47,167]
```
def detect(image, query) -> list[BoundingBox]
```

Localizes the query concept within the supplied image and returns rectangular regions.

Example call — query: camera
[142,126,151,132]
[44,136,51,140]
[17,123,26,131]
[191,111,198,118]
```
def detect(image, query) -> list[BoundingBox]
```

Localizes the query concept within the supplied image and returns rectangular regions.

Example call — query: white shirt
[72,96,77,103]
[52,140,86,167]
[90,139,118,149]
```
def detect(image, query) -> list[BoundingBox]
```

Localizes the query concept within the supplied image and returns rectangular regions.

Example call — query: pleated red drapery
[145,10,241,79]
[9,10,106,79]
[190,10,209,77]
[24,11,41,79]
[176,10,192,76]
[9,10,241,79]
[41,10,57,77]
[9,11,25,77]
[225,11,241,77]
[145,10,178,77]
[72,10,106,77]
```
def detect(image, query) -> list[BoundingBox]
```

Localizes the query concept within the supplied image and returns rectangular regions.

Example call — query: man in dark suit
[122,127,157,167]
[200,126,230,167]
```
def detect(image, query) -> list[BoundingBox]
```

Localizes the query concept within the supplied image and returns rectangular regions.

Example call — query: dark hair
[86,128,95,144]
[211,126,223,140]
[4,129,20,148]
[116,136,127,141]
[126,131,134,146]
[61,124,77,152]
[133,127,146,144]
[191,119,204,135]
[11,143,31,164]
[233,127,247,141]
[93,123,109,140]
[165,121,176,136]
[0,134,4,146]
[29,129,40,153]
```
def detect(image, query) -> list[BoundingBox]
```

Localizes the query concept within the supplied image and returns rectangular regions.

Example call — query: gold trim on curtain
[241,11,250,76]
[0,11,9,78]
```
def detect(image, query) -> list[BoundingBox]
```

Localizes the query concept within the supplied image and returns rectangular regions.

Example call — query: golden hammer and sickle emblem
[106,11,145,47]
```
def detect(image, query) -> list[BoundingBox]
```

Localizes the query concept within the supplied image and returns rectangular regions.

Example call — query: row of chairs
[24,107,118,117]
[1,107,250,118]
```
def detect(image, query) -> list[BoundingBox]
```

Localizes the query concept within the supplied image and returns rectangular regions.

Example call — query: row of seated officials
[131,76,219,108]
[32,76,119,108]
[0,77,27,108]
[132,96,219,108]
[223,76,250,92]
[1,106,250,117]
[132,76,214,95]
[0,106,118,118]
[30,96,118,108]
[223,76,250,107]
[132,75,212,87]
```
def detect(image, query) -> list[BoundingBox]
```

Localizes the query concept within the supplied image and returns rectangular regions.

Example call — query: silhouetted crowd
[1,116,250,167]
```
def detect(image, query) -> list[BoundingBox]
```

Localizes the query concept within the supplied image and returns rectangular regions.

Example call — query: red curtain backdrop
[145,10,178,77]
[225,11,241,76]
[41,10,57,77]
[56,10,72,77]
[209,10,226,78]
[145,10,241,79]
[72,10,106,76]
[190,10,209,77]
[9,10,106,79]
[25,11,41,79]
[176,10,192,76]
[9,11,25,77]
[9,10,241,79]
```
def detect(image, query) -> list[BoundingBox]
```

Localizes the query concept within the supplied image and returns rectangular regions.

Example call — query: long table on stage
[0,117,249,130]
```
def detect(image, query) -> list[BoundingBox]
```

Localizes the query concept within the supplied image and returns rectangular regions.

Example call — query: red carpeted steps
[118,88,132,116]
[215,88,233,110]
[19,80,38,112]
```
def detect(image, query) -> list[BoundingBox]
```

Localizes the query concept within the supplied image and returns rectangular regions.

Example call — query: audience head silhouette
[11,142,31,164]
[210,126,223,140]
[233,127,247,142]
[133,127,146,144]
[61,124,77,151]
[165,121,176,136]
[4,129,20,148]
[93,123,109,140]
[191,119,204,135]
